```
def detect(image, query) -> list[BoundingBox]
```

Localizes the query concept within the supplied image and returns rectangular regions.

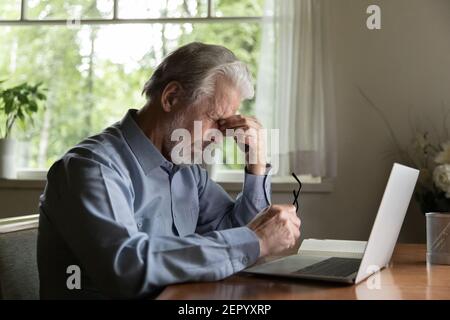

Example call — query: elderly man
[37,42,301,299]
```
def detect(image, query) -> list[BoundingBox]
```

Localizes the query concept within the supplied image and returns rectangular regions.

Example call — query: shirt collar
[120,109,171,175]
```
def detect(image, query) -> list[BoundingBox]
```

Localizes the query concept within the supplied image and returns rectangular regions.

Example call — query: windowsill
[0,169,47,189]
[0,178,47,190]
[0,170,334,194]
[214,177,334,193]
[212,169,334,193]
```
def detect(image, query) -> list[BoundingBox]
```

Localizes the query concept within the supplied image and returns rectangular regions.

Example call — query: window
[0,0,263,170]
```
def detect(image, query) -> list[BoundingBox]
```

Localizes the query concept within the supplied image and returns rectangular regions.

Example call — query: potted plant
[0,81,46,179]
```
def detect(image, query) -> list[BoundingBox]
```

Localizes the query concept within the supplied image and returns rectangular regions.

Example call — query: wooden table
[157,244,450,300]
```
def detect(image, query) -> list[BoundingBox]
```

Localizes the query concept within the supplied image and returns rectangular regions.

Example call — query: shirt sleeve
[44,155,260,299]
[194,165,272,234]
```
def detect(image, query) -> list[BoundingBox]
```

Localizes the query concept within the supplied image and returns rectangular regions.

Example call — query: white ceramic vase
[0,138,17,179]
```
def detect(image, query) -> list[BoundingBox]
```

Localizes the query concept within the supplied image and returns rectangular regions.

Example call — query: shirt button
[242,256,249,264]
[137,222,143,229]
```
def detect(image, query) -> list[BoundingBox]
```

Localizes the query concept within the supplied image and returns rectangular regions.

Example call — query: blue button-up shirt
[37,109,271,299]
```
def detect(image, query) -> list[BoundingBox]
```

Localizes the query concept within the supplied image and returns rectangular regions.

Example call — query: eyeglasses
[292,172,302,213]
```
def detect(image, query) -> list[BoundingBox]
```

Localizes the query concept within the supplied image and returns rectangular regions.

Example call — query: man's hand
[219,115,266,175]
[247,205,301,258]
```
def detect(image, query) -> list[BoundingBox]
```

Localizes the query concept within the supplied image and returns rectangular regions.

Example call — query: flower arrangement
[358,86,450,214]
[412,135,450,214]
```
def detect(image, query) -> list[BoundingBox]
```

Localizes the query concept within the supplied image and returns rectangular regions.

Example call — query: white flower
[433,165,450,198]
[435,141,450,164]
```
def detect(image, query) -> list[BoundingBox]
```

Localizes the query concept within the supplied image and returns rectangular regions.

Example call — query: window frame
[0,0,263,25]
[2,0,263,174]
[2,1,329,187]
[5,168,333,193]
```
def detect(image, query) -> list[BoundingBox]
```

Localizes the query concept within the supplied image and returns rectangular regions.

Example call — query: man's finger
[225,125,251,135]
[290,215,301,228]
[292,225,300,239]
[283,205,297,214]
[219,116,260,131]
[287,224,299,247]
[218,115,244,128]
[220,121,249,132]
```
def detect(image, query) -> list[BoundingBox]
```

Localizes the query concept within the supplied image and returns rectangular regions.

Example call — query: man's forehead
[207,98,240,119]
[214,89,241,117]
[220,103,239,118]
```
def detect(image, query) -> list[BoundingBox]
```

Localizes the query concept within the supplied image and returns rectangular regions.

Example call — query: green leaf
[16,110,25,124]
[36,93,46,100]
[4,96,13,114]
[16,83,27,90]
[29,100,38,112]
[18,93,29,104]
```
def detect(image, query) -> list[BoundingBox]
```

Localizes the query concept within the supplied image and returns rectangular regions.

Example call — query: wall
[0,185,43,216]
[2,0,450,243]
[301,0,450,243]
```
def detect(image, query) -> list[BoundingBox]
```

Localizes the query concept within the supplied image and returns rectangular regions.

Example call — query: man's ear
[161,81,183,113]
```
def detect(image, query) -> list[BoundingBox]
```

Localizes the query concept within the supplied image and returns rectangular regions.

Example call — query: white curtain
[255,0,337,178]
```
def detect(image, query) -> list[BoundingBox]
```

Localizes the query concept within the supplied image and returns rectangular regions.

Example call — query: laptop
[243,163,419,284]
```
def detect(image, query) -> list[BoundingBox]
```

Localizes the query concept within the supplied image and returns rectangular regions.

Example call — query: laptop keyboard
[294,257,361,278]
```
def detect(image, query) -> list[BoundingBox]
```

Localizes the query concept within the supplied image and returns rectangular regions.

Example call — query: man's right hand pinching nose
[247,204,301,258]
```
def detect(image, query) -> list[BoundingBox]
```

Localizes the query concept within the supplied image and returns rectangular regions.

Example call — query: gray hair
[142,42,254,105]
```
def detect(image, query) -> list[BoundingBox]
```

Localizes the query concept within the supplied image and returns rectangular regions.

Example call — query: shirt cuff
[243,164,272,207]
[219,227,260,272]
